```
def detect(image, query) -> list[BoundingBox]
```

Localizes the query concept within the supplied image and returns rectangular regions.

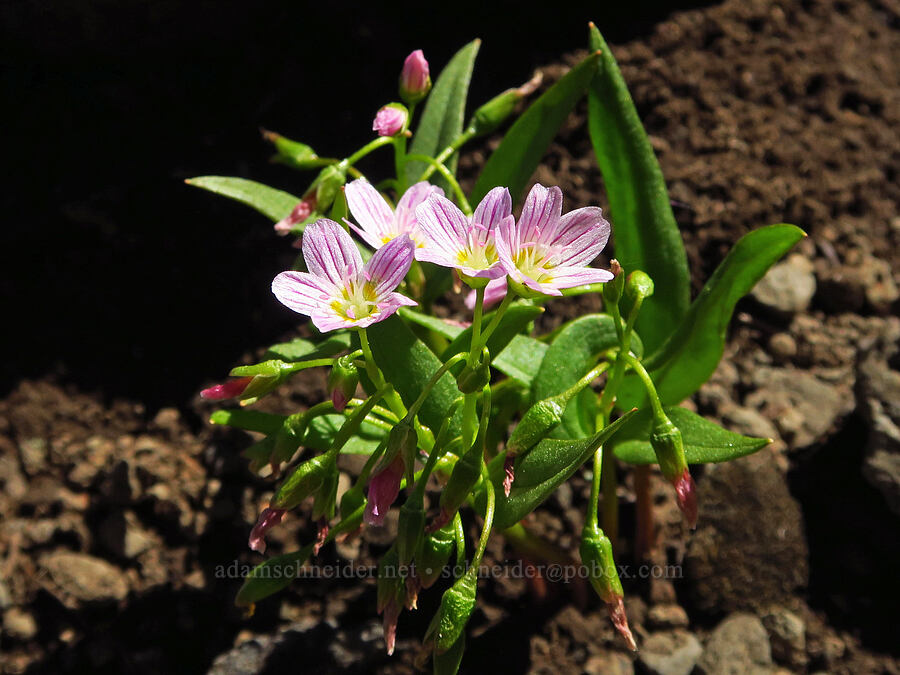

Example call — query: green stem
[393,135,408,193]
[622,353,666,421]
[337,136,394,173]
[468,287,486,366]
[406,153,471,214]
[475,289,514,351]
[453,512,466,569]
[472,464,495,567]
[418,126,476,182]
[588,446,602,529]
[358,328,407,418]
[599,410,618,545]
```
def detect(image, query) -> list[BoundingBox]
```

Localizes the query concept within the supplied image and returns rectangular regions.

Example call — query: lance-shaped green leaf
[587,24,690,353]
[471,52,601,204]
[365,315,460,433]
[609,406,770,465]
[619,224,805,408]
[235,544,313,607]
[533,315,643,439]
[264,333,351,361]
[440,304,543,363]
[305,415,386,455]
[489,409,636,530]
[209,409,286,435]
[399,308,466,340]
[186,176,301,222]
[406,40,480,189]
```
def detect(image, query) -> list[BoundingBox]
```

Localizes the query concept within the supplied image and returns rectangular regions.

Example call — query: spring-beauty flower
[344,178,443,250]
[272,219,416,332]
[414,187,512,284]
[399,49,431,104]
[373,104,408,137]
[495,183,614,296]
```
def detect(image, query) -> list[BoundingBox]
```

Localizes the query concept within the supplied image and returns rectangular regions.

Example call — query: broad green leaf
[264,334,351,361]
[440,304,543,363]
[186,176,301,222]
[494,335,547,385]
[587,25,690,353]
[471,52,601,204]
[305,415,385,455]
[235,545,314,607]
[366,315,461,434]
[406,40,480,189]
[399,308,465,340]
[620,224,805,408]
[210,409,286,435]
[609,406,770,464]
[533,314,643,439]
[489,409,636,530]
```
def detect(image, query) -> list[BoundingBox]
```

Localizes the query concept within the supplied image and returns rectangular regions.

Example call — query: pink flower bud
[399,49,431,104]
[673,468,698,529]
[364,455,405,526]
[248,507,286,554]
[200,376,254,400]
[372,104,408,137]
[607,595,638,651]
[274,199,313,236]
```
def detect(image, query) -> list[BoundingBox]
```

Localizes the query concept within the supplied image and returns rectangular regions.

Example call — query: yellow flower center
[331,280,378,321]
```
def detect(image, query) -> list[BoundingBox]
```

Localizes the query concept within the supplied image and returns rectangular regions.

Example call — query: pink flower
[200,376,253,400]
[414,187,513,281]
[248,507,286,554]
[399,49,431,104]
[344,179,443,250]
[673,468,698,530]
[465,277,508,310]
[272,219,416,332]
[364,454,404,526]
[274,199,314,236]
[373,104,408,137]
[495,184,614,296]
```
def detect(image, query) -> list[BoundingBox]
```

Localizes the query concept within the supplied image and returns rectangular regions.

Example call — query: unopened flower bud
[377,547,408,655]
[248,507,286,554]
[261,129,321,170]
[328,355,359,412]
[416,523,456,589]
[602,259,625,309]
[455,360,490,394]
[650,416,697,529]
[469,71,542,136]
[365,454,405,526]
[314,165,346,212]
[271,452,332,510]
[622,269,655,318]
[397,497,426,567]
[423,568,478,655]
[201,376,254,400]
[372,103,408,137]
[274,199,315,236]
[580,523,637,651]
[399,49,431,104]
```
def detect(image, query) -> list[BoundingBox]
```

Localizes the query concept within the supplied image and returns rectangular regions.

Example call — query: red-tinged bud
[248,507,286,554]
[201,376,253,400]
[673,467,698,529]
[365,454,405,526]
[313,518,329,556]
[399,49,431,104]
[607,595,638,652]
[328,355,359,412]
[503,455,515,498]
[274,199,314,236]
[372,103,408,137]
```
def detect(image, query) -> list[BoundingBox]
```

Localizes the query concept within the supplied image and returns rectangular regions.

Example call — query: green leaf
[470,52,601,204]
[587,25,690,353]
[235,545,314,607]
[264,334,351,361]
[399,308,465,340]
[490,409,636,530]
[533,315,643,439]
[406,40,480,189]
[610,406,770,464]
[186,176,301,223]
[440,304,543,363]
[210,409,286,435]
[366,315,461,434]
[493,336,547,385]
[305,415,385,455]
[621,224,805,408]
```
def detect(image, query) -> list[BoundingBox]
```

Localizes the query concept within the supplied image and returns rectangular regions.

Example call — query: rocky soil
[2,0,899,673]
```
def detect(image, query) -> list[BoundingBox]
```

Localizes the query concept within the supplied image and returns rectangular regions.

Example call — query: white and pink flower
[272,218,416,332]
[344,178,442,250]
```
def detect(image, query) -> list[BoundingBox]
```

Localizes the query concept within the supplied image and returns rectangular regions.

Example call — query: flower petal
[272,271,333,316]
[394,181,443,237]
[415,193,469,260]
[494,215,520,279]
[519,183,563,245]
[345,180,395,246]
[365,234,415,297]
[544,265,614,290]
[465,277,508,310]
[302,219,364,285]
[547,206,611,266]
[473,186,512,230]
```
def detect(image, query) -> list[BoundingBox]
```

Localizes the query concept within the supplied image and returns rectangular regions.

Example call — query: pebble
[698,613,774,675]
[584,651,635,675]
[768,333,797,360]
[3,607,38,640]
[751,254,816,314]
[761,607,807,669]
[647,604,690,629]
[637,630,703,675]
[40,551,129,605]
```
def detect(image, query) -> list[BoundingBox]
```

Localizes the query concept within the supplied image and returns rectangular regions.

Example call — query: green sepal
[425,569,478,655]
[314,165,346,212]
[397,498,426,567]
[271,452,334,510]
[261,129,323,170]
[579,523,623,603]
[417,523,456,589]
[433,632,465,675]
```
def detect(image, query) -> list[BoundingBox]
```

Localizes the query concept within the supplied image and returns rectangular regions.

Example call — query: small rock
[768,333,797,360]
[0,580,11,609]
[761,607,806,669]
[3,608,38,640]
[647,604,690,629]
[721,404,779,442]
[18,437,47,475]
[584,651,635,675]
[637,630,703,675]
[752,254,816,314]
[98,511,156,559]
[698,613,773,675]
[649,579,677,605]
[857,352,900,516]
[40,551,129,605]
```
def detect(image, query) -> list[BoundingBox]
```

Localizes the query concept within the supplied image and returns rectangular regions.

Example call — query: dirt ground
[2,0,899,673]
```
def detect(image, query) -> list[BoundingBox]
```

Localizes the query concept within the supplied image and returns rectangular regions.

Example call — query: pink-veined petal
[465,277,508,309]
[365,234,415,297]
[457,263,505,280]
[272,271,333,316]
[302,219,363,285]
[415,193,469,259]
[473,186,512,230]
[544,266,614,290]
[547,207,611,266]
[394,181,443,236]
[309,311,355,333]
[519,183,563,245]
[345,179,395,243]
[494,215,520,279]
